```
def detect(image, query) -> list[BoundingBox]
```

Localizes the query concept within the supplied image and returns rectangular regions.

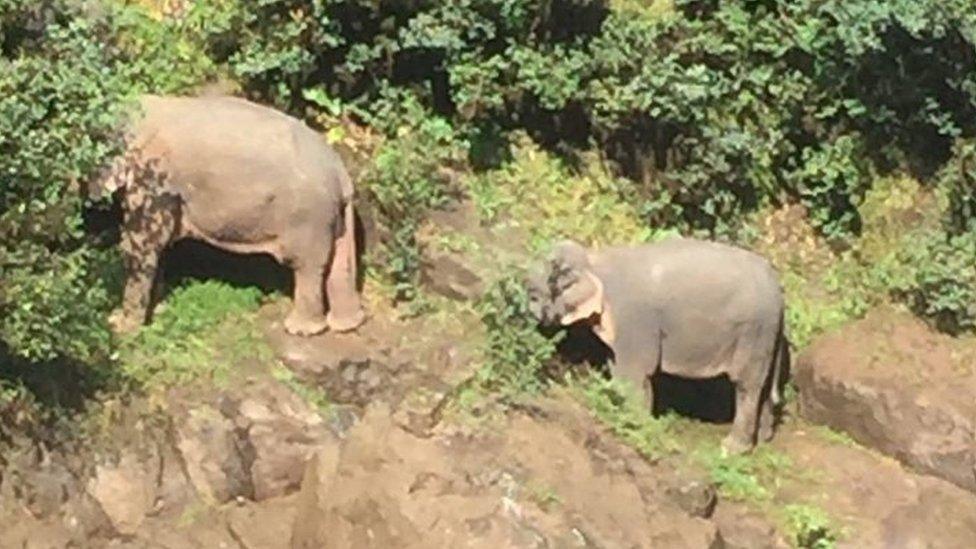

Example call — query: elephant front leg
[325,200,365,333]
[610,338,659,413]
[110,187,177,334]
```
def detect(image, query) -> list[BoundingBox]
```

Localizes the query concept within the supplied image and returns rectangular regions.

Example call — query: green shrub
[783,504,839,549]
[474,270,562,400]
[1,1,132,364]
[361,105,466,304]
[938,138,976,235]
[894,230,976,335]
[466,137,659,251]
[575,374,679,459]
[117,281,267,389]
[171,0,976,243]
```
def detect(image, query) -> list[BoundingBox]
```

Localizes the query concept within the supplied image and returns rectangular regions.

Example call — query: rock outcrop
[796,308,976,494]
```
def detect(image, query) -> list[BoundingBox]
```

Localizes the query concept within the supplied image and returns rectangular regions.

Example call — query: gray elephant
[527,238,786,454]
[90,94,365,336]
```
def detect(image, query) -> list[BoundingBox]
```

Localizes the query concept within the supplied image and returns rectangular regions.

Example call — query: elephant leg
[723,383,761,455]
[111,185,178,333]
[723,327,776,454]
[325,200,365,332]
[610,334,660,413]
[284,235,332,337]
[758,396,775,443]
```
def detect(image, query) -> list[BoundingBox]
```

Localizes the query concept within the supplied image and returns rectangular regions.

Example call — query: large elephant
[91,94,365,336]
[527,238,786,454]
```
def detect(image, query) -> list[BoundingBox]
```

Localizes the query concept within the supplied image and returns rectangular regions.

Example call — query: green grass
[116,281,269,390]
[464,138,660,252]
[811,425,860,448]
[271,363,332,416]
[572,374,680,459]
[523,479,563,512]
[568,373,840,547]
[782,504,840,549]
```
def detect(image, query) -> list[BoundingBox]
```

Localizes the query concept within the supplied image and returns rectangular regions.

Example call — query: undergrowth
[471,269,562,401]
[465,136,664,252]
[116,281,268,390]
[271,364,331,416]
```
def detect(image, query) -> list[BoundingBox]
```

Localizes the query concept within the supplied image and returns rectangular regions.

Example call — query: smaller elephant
[90,94,366,336]
[527,238,786,454]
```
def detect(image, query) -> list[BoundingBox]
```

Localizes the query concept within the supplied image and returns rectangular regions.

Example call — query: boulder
[233,380,338,501]
[86,451,158,535]
[796,309,976,493]
[173,404,253,503]
[420,252,484,301]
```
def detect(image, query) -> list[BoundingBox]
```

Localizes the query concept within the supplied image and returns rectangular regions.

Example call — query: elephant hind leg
[723,324,778,454]
[283,233,332,337]
[325,200,365,333]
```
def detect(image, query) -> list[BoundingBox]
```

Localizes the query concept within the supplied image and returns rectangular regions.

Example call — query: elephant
[89,94,366,336]
[526,238,786,454]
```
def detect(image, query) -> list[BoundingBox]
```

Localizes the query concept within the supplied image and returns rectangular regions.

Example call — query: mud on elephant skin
[89,94,366,337]
[527,238,788,454]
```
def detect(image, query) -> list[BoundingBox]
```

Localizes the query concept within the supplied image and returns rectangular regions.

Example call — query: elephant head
[526,240,606,328]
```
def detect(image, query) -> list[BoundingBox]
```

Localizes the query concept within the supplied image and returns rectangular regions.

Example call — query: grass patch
[116,281,269,390]
[694,444,795,504]
[523,479,562,512]
[573,374,680,459]
[568,372,841,546]
[270,364,331,416]
[782,503,840,549]
[465,137,663,252]
[811,425,859,448]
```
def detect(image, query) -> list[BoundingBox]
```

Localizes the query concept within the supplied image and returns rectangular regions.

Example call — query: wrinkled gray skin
[527,238,786,454]
[91,94,365,336]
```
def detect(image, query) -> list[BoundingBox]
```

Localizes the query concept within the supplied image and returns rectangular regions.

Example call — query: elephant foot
[326,308,366,333]
[758,416,776,443]
[721,434,755,456]
[284,312,330,336]
[108,308,143,335]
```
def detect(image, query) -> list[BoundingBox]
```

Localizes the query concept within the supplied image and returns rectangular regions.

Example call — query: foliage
[271,363,331,416]
[783,504,839,549]
[466,136,662,251]
[0,0,213,368]
[938,138,976,236]
[1,1,128,363]
[695,443,794,504]
[893,230,976,335]
[574,374,678,459]
[116,281,267,389]
[361,105,466,304]
[168,0,976,244]
[473,269,562,401]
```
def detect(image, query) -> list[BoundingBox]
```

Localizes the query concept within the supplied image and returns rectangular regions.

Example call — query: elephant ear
[559,270,605,326]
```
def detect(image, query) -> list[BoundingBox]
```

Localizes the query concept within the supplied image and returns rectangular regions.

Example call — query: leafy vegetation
[116,281,267,390]
[575,374,679,459]
[0,0,213,368]
[360,105,465,305]
[783,504,840,549]
[472,270,562,401]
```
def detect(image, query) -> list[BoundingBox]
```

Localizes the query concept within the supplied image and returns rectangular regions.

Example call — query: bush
[172,0,976,244]
[0,0,213,372]
[938,138,976,235]
[474,270,562,400]
[360,103,467,304]
[1,1,131,364]
[894,230,976,335]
